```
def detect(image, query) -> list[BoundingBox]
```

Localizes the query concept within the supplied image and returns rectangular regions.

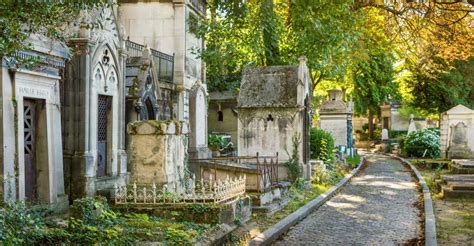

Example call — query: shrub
[285,134,303,183]
[309,128,335,163]
[403,128,440,158]
[388,130,407,139]
[208,134,223,151]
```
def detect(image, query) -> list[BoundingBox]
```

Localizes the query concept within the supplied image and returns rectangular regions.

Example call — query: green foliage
[388,130,408,139]
[0,197,212,244]
[352,50,397,117]
[312,163,350,186]
[403,57,474,114]
[197,0,361,92]
[70,196,117,226]
[309,128,334,164]
[208,134,224,151]
[403,129,441,158]
[0,1,114,65]
[346,155,361,168]
[0,202,50,244]
[285,134,303,183]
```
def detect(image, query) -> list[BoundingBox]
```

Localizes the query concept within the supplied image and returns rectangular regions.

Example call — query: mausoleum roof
[237,65,302,108]
[444,104,474,115]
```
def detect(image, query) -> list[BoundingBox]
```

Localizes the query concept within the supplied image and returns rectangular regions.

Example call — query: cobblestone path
[275,154,421,245]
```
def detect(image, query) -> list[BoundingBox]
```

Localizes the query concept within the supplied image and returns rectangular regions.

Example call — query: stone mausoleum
[1,35,69,210]
[319,89,354,151]
[118,0,211,159]
[237,56,312,179]
[440,104,474,159]
[63,8,128,201]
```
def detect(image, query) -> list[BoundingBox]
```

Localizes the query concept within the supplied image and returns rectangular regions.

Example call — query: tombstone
[439,105,474,159]
[319,89,354,148]
[189,80,212,159]
[381,129,389,141]
[448,122,471,159]
[237,56,312,180]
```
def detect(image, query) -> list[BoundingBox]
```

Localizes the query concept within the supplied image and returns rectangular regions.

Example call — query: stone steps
[442,185,474,199]
[440,160,474,199]
[451,159,474,174]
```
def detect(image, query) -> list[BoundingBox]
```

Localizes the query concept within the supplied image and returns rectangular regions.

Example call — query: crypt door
[24,99,38,201]
[97,95,112,177]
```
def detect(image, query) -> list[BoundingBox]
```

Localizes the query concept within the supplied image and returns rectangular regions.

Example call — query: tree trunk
[368,110,374,140]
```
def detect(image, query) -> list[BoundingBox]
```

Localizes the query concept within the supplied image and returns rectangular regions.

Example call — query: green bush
[0,202,49,244]
[309,128,335,163]
[388,130,407,139]
[208,134,224,151]
[403,128,440,158]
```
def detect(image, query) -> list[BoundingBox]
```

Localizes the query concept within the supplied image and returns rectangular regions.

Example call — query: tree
[404,56,474,114]
[352,50,397,139]
[197,0,361,92]
[0,0,113,64]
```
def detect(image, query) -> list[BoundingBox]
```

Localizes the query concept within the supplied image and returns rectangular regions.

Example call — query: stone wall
[208,101,238,145]
[127,120,188,191]
[238,109,303,164]
[320,114,349,147]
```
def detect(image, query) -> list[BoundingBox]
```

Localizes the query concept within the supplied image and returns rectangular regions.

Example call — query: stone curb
[391,155,438,246]
[248,158,367,246]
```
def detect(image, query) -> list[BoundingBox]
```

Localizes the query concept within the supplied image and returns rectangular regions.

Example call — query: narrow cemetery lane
[275,153,421,245]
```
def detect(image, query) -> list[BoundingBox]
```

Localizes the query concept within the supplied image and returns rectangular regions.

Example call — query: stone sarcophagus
[127,120,188,191]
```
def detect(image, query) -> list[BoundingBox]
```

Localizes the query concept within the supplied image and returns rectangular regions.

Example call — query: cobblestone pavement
[274,153,421,245]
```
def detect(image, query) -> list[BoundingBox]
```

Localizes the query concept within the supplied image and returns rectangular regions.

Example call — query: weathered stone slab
[127,120,187,191]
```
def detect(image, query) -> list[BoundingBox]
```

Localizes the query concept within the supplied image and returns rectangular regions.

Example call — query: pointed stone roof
[445,104,474,115]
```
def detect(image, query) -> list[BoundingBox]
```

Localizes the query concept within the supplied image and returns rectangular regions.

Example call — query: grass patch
[409,159,474,244]
[346,155,361,168]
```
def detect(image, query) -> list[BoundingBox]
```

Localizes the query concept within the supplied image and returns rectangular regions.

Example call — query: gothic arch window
[145,98,156,120]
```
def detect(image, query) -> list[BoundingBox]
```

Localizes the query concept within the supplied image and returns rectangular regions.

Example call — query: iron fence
[114,175,246,205]
[192,152,279,193]
[125,39,174,83]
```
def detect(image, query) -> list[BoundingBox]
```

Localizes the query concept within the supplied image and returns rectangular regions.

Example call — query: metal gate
[97,95,111,177]
[24,99,37,201]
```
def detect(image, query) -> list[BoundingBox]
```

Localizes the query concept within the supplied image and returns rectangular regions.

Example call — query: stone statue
[407,114,417,135]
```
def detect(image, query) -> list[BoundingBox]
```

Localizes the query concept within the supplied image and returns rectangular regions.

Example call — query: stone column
[66,38,96,199]
[117,39,128,175]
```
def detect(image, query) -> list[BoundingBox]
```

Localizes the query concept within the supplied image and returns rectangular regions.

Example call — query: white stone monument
[319,89,354,148]
[407,114,417,135]
[440,105,474,159]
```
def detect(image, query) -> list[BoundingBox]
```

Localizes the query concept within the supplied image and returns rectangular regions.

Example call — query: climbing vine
[285,134,303,183]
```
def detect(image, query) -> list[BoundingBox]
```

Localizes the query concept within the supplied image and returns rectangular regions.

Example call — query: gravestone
[319,89,354,150]
[440,105,474,159]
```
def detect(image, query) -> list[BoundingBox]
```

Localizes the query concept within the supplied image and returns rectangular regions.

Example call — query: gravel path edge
[391,155,438,246]
[248,158,368,246]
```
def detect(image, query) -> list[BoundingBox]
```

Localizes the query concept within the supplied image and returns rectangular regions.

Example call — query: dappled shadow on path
[275,154,421,246]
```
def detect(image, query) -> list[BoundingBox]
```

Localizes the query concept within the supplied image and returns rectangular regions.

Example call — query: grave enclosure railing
[192,152,279,193]
[114,175,246,205]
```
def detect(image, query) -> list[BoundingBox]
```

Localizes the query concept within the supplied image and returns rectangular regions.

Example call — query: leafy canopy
[0,0,114,64]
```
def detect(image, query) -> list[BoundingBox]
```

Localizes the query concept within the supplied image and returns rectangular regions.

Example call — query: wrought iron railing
[125,40,174,83]
[114,175,246,205]
[190,0,206,14]
[192,152,279,193]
